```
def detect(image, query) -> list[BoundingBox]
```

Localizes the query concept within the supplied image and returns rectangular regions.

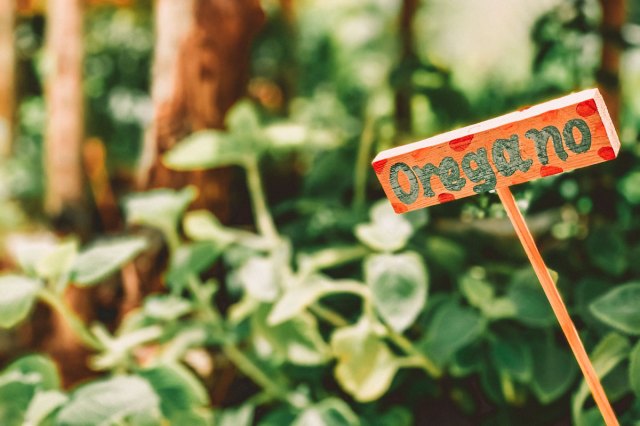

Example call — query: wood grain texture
[373,89,620,213]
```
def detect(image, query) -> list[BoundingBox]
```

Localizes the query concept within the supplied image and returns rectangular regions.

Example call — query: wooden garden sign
[372,88,620,426]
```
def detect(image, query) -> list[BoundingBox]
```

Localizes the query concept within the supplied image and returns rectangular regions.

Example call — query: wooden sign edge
[372,88,621,212]
[373,88,619,164]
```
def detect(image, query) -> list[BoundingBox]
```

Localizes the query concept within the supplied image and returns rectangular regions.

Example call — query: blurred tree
[86,0,133,5]
[395,0,418,134]
[598,0,626,124]
[138,0,264,221]
[279,0,294,23]
[16,0,44,15]
[0,0,15,157]
[43,0,94,387]
[44,0,86,232]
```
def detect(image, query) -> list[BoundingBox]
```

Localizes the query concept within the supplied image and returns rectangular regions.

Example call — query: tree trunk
[139,0,264,221]
[395,0,419,134]
[44,0,86,232]
[0,0,15,157]
[598,0,626,125]
[279,0,294,24]
[43,0,93,387]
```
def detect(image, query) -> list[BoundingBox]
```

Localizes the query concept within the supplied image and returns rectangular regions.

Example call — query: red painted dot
[372,159,387,174]
[392,203,408,214]
[438,193,456,203]
[449,135,473,152]
[540,165,564,177]
[411,148,428,161]
[576,99,597,117]
[541,110,559,122]
[598,146,616,161]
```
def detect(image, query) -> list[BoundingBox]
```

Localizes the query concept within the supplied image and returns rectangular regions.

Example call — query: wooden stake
[372,89,622,422]
[371,89,620,213]
[496,186,618,426]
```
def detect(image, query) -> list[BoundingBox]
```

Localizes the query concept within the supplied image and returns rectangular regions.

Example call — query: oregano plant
[1,101,639,425]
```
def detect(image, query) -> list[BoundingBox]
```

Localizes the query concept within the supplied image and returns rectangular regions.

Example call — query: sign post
[372,88,620,426]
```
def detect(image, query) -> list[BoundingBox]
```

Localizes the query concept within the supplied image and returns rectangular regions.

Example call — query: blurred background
[1,0,640,425]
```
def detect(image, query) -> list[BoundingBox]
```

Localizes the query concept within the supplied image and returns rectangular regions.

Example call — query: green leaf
[56,375,162,426]
[459,272,494,308]
[572,333,630,425]
[331,319,400,402]
[6,354,61,390]
[575,278,610,327]
[586,228,627,276]
[459,270,516,320]
[450,343,484,377]
[589,282,640,335]
[355,201,413,252]
[424,236,466,275]
[365,251,428,332]
[124,187,197,240]
[139,363,209,423]
[8,236,59,275]
[490,336,532,383]
[264,122,309,150]
[71,237,147,286]
[253,306,330,366]
[618,170,640,204]
[183,210,236,246]
[268,276,363,325]
[0,374,35,425]
[35,240,78,282]
[217,402,255,426]
[257,407,297,426]
[0,275,41,328]
[90,326,164,371]
[576,408,607,426]
[292,398,359,426]
[371,406,414,426]
[507,269,556,328]
[163,130,247,171]
[601,361,630,401]
[166,242,221,290]
[25,390,67,425]
[420,300,485,368]
[268,275,332,325]
[591,333,631,372]
[236,256,280,302]
[531,337,578,404]
[143,295,192,321]
[629,340,640,398]
[170,411,212,426]
[226,100,261,136]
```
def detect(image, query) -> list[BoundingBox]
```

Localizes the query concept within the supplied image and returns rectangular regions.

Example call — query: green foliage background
[2,0,640,425]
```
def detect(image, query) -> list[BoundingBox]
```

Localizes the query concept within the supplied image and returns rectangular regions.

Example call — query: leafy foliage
[4,0,640,425]
[0,275,41,328]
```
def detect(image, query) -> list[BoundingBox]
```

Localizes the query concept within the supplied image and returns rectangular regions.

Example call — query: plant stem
[222,343,304,408]
[185,274,300,407]
[302,245,369,277]
[384,325,441,377]
[309,303,349,327]
[353,115,375,211]
[244,156,279,242]
[186,274,221,325]
[38,288,103,351]
[309,300,441,378]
